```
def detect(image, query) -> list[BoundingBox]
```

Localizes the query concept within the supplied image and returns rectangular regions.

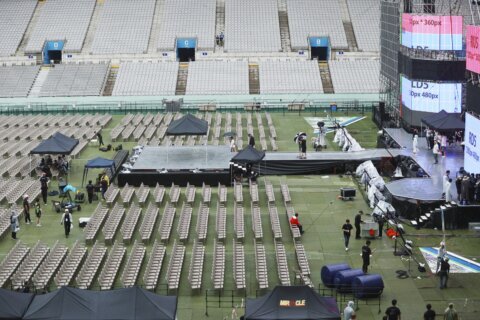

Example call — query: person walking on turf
[86,180,95,204]
[34,199,42,227]
[436,242,447,274]
[248,133,255,148]
[95,131,104,146]
[23,194,31,224]
[10,210,20,240]
[343,301,355,320]
[424,304,436,320]
[342,219,353,251]
[39,172,49,204]
[361,240,372,273]
[354,210,364,239]
[60,209,73,238]
[443,303,458,320]
[439,257,450,289]
[385,299,401,320]
[100,172,109,200]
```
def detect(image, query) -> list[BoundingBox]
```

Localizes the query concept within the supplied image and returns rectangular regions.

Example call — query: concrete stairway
[278,0,291,52]
[338,0,358,51]
[82,0,105,54]
[175,63,189,95]
[29,66,50,97]
[102,65,119,96]
[214,0,225,53]
[16,1,44,56]
[318,62,334,94]
[249,64,260,94]
[148,0,164,53]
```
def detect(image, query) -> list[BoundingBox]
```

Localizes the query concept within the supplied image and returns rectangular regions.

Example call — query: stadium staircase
[82,0,104,54]
[249,63,260,94]
[214,0,225,53]
[277,0,291,52]
[148,0,165,53]
[28,66,50,97]
[318,62,334,94]
[338,0,358,51]
[16,0,43,57]
[102,65,119,96]
[175,63,189,95]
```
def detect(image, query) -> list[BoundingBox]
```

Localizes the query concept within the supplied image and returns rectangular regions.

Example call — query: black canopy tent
[0,288,34,320]
[244,286,340,320]
[82,157,116,186]
[23,286,177,320]
[421,110,465,132]
[166,113,208,136]
[231,145,266,179]
[29,132,79,178]
[231,145,266,163]
[165,113,209,165]
[29,132,79,155]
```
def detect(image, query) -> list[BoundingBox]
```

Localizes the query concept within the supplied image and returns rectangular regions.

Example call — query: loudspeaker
[340,188,356,199]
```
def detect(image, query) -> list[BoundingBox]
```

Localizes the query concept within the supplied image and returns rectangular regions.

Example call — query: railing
[0,101,376,115]
[205,289,247,316]
[316,283,382,314]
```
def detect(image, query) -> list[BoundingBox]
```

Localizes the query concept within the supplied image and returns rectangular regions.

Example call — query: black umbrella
[294,132,307,143]
[223,131,237,137]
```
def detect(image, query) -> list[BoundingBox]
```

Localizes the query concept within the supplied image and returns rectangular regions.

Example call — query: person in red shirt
[290,213,304,234]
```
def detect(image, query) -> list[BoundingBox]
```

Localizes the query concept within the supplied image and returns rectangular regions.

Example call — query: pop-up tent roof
[0,288,34,320]
[82,157,116,186]
[23,286,177,320]
[166,113,208,136]
[231,145,266,163]
[30,132,79,155]
[421,110,465,131]
[244,286,341,320]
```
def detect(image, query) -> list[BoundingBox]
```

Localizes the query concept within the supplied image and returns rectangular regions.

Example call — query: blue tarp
[30,132,79,155]
[85,157,115,169]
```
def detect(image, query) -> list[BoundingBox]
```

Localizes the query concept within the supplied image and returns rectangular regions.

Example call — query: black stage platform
[119,146,231,187]
[118,145,403,187]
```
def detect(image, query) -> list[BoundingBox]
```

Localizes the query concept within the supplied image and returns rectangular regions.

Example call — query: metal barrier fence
[0,101,376,116]
[205,289,247,316]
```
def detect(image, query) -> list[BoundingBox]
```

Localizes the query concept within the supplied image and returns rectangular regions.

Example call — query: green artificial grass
[1,111,479,320]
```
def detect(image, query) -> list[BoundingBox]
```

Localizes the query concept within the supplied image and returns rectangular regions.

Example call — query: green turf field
[1,111,479,320]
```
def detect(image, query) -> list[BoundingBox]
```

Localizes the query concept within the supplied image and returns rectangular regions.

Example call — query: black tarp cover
[23,287,177,320]
[30,132,79,155]
[244,286,341,320]
[166,113,208,136]
[0,288,34,320]
[231,145,265,163]
[421,110,465,131]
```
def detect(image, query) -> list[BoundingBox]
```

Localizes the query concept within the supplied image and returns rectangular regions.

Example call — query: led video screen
[401,76,462,113]
[401,14,463,50]
[465,113,480,173]
[466,25,480,74]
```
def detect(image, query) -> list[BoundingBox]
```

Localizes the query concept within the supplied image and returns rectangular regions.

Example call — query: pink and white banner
[466,25,480,74]
[401,14,463,50]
